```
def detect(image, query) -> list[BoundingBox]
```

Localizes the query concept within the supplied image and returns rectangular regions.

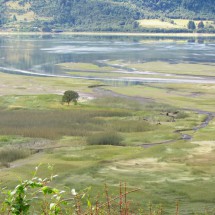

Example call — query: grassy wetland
[0,35,215,214]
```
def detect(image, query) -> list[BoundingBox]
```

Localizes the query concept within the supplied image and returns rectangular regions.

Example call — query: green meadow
[0,66,215,214]
[138,19,215,30]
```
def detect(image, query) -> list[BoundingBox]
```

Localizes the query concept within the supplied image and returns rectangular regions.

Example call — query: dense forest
[0,0,215,32]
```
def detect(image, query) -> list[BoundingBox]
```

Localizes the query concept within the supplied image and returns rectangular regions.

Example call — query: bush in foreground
[0,166,142,215]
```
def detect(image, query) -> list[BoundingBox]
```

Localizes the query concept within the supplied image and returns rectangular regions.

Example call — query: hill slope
[1,0,215,32]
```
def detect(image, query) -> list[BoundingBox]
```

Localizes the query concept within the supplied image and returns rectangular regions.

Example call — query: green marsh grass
[0,147,30,167]
[58,62,115,72]
[122,61,215,77]
[175,111,189,119]
[92,96,144,110]
[0,109,130,139]
[87,132,123,146]
[108,120,154,132]
[1,141,215,214]
[0,135,29,147]
[0,90,214,213]
[105,82,215,112]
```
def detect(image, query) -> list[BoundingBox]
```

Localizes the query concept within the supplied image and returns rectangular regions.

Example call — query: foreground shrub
[1,166,71,215]
[0,166,141,215]
[87,132,123,146]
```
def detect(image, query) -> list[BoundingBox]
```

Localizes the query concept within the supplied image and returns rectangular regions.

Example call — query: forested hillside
[0,0,7,26]
[0,0,215,32]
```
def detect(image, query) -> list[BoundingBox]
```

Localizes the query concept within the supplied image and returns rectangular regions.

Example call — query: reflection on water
[0,35,215,85]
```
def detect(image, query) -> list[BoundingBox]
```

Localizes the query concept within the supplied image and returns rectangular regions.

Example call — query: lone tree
[187,20,196,30]
[62,90,79,105]
[198,21,205,29]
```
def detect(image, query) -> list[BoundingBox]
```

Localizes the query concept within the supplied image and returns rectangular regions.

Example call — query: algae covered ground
[0,66,215,214]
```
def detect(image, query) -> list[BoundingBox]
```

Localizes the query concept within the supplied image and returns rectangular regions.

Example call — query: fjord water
[0,35,215,83]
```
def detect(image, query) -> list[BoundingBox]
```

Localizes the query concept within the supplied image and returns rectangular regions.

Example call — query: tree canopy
[198,21,205,29]
[62,90,79,105]
[187,20,196,30]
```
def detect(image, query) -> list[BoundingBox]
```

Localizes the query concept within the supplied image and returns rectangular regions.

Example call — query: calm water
[0,35,215,84]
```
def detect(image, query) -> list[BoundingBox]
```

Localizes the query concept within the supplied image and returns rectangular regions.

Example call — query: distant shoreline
[0,31,215,37]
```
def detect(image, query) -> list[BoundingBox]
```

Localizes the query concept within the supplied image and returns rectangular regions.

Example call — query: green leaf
[87,199,91,208]
[41,186,54,195]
